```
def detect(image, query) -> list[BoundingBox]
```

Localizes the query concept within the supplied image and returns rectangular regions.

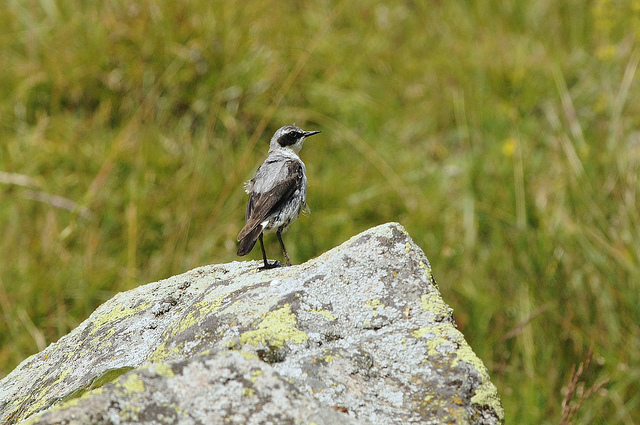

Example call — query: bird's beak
[304,130,321,137]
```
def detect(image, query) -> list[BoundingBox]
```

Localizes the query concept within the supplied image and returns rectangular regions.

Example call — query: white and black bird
[237,124,321,269]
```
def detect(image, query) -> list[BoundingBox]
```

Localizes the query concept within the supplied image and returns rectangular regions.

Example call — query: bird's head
[269,124,321,154]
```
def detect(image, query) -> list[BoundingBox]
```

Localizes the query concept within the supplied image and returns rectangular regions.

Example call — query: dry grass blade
[0,172,38,188]
[552,66,587,154]
[500,305,548,342]
[23,189,91,219]
[610,46,640,148]
[17,309,46,352]
[558,346,610,425]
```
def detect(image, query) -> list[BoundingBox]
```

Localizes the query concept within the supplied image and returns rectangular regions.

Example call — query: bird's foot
[259,260,284,270]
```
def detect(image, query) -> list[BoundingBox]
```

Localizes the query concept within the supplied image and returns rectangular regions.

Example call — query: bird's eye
[278,131,300,147]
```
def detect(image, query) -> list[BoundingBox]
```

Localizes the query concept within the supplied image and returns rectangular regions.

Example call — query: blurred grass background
[0,0,639,423]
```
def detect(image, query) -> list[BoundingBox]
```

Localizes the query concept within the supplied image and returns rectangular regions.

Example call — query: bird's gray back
[251,151,306,194]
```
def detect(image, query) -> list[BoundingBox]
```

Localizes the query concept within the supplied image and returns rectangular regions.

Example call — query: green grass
[1,0,639,423]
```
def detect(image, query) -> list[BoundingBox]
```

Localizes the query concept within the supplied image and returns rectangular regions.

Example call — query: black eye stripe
[278,131,300,147]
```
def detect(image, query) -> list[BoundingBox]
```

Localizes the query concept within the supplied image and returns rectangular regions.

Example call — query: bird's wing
[237,160,303,242]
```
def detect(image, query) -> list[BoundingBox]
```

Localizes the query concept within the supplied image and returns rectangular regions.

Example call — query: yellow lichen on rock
[412,321,505,419]
[88,301,152,336]
[310,309,337,321]
[420,293,452,320]
[20,368,72,420]
[239,304,308,348]
[118,373,145,394]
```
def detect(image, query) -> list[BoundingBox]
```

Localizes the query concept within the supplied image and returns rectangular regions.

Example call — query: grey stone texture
[0,222,504,424]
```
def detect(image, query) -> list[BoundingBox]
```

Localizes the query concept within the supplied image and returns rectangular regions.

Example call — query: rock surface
[0,223,504,425]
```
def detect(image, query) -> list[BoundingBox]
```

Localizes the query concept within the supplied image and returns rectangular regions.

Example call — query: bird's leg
[277,228,292,266]
[259,233,280,270]
[259,233,270,269]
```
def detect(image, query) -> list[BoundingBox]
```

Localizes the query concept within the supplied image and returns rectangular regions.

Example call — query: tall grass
[1,1,639,423]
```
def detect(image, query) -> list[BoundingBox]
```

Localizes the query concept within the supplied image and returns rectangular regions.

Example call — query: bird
[237,124,321,269]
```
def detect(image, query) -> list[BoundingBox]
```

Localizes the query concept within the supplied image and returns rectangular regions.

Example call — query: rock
[0,223,504,425]
[14,351,361,425]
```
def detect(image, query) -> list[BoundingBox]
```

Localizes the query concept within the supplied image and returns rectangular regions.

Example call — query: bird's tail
[237,224,264,256]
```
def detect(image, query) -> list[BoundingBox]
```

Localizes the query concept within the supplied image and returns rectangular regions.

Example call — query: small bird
[237,124,321,269]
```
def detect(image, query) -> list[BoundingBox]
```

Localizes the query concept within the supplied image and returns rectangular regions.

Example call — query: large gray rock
[0,223,504,425]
